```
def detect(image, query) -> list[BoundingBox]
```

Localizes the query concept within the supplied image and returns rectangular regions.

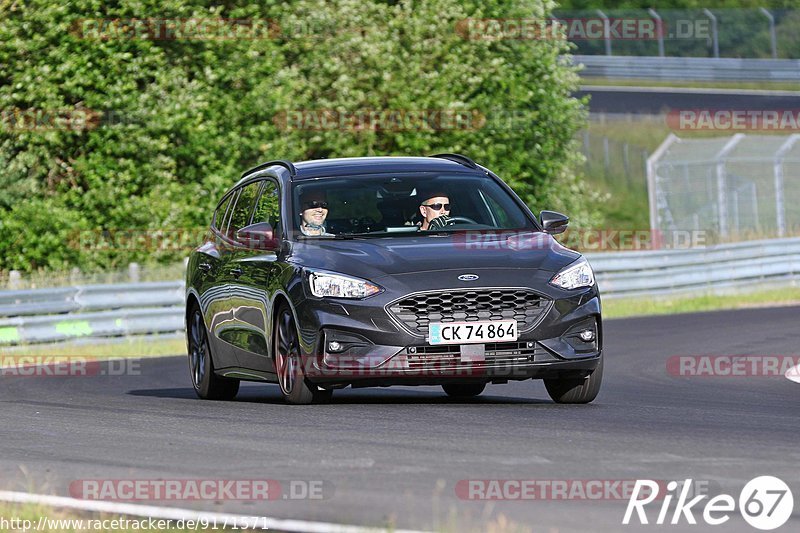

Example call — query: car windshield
[291,173,536,238]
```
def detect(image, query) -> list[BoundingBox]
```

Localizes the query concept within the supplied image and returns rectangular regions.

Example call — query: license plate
[428,320,518,345]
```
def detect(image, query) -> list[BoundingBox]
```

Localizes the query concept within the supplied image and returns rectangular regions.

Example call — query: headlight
[307,270,383,298]
[550,258,595,290]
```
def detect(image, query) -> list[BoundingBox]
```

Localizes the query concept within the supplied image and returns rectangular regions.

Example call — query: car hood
[288,231,580,280]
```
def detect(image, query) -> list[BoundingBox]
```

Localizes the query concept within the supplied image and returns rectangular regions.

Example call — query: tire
[442,383,486,398]
[274,304,332,405]
[544,355,603,404]
[187,305,240,400]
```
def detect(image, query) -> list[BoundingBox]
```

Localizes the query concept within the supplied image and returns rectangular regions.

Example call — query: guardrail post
[8,270,21,290]
[759,8,778,59]
[128,262,140,283]
[596,10,612,56]
[702,9,719,58]
[647,9,664,57]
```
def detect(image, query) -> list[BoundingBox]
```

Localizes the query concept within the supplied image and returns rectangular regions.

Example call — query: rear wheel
[544,356,603,404]
[442,383,486,398]
[274,304,332,405]
[187,306,239,400]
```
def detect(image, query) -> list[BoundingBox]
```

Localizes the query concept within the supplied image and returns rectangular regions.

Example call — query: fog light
[328,341,343,353]
[408,346,416,354]
[578,330,595,342]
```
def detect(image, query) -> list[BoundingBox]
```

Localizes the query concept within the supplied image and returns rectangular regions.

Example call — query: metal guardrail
[0,282,184,345]
[1,237,799,344]
[586,237,800,298]
[574,55,800,81]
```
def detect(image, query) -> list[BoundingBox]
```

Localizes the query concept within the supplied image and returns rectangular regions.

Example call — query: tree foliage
[0,0,595,272]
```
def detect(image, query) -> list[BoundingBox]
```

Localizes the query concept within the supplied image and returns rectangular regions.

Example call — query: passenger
[299,190,332,236]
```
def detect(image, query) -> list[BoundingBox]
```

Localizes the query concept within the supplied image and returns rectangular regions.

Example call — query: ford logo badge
[458,274,479,281]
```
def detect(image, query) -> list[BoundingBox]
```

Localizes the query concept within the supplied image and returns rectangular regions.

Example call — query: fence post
[773,135,800,238]
[714,134,746,239]
[702,9,719,58]
[759,8,778,59]
[647,134,681,250]
[647,8,665,57]
[596,10,612,56]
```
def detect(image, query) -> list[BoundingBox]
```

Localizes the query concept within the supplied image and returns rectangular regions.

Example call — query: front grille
[405,341,549,369]
[387,288,551,336]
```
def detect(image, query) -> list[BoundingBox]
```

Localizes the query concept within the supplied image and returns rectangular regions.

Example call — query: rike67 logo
[623,477,794,530]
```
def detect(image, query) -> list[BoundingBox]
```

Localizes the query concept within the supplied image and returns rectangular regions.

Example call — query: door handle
[198,263,212,272]
[230,267,243,277]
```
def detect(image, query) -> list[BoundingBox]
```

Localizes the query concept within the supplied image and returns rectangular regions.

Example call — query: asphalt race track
[577,85,800,115]
[1,306,799,532]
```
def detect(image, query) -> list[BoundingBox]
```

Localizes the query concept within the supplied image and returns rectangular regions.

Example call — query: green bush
[0,0,596,272]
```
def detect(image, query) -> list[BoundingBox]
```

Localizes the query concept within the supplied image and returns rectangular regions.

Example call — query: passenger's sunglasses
[423,203,451,211]
[303,201,329,210]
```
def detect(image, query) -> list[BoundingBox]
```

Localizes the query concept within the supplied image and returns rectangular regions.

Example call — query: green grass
[581,77,800,92]
[0,336,186,359]
[603,287,800,319]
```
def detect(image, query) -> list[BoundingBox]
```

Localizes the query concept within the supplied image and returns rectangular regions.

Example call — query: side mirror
[236,222,278,250]
[539,211,569,235]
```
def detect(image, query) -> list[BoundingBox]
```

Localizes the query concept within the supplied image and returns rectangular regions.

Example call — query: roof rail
[429,153,478,170]
[241,159,297,178]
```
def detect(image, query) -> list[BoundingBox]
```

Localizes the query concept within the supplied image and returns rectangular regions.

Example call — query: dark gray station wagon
[186,154,602,404]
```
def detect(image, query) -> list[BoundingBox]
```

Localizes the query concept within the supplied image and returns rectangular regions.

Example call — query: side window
[252,181,281,231]
[213,192,235,231]
[228,181,262,236]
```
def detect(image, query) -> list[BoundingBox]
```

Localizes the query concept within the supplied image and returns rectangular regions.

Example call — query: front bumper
[293,269,602,388]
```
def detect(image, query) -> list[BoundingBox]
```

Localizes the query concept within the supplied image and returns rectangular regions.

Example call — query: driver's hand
[427,215,454,230]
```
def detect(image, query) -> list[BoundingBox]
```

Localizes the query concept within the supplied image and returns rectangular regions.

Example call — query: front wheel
[544,356,603,404]
[274,304,332,405]
[187,306,239,400]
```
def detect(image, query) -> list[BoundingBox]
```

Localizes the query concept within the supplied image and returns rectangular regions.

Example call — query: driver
[299,190,332,236]
[418,189,453,231]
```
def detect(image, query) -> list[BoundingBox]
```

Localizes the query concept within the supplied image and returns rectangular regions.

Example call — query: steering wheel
[446,216,478,225]
[428,215,478,230]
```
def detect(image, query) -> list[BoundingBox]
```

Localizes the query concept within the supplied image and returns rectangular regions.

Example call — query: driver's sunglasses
[423,203,451,211]
[303,201,328,210]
